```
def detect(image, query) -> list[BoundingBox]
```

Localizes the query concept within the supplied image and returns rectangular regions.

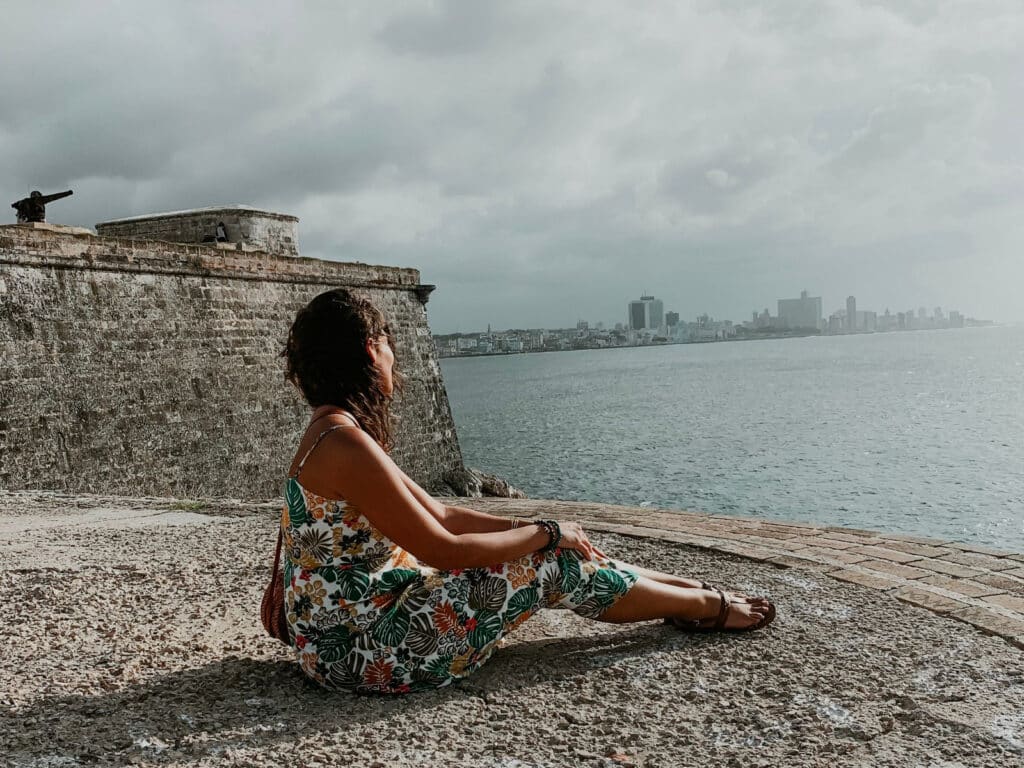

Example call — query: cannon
[11,189,74,223]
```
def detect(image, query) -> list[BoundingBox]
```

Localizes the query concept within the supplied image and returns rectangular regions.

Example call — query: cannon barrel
[10,189,75,223]
[36,189,74,204]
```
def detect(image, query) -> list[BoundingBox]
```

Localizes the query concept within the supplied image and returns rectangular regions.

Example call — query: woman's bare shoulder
[295,422,393,497]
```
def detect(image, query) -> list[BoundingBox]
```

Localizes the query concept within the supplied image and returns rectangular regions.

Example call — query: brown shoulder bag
[260,525,290,644]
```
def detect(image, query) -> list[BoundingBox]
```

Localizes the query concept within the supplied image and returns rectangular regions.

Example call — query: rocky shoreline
[1,491,1021,767]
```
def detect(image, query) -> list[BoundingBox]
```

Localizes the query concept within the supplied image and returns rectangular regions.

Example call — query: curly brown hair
[282,289,401,450]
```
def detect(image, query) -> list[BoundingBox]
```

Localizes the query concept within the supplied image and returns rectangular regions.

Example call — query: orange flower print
[507,562,536,589]
[364,658,394,687]
[299,651,320,678]
[393,549,417,569]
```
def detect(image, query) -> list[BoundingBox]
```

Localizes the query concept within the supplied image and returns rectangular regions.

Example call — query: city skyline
[436,286,991,336]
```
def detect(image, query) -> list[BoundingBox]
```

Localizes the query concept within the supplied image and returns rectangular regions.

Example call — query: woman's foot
[668,588,775,632]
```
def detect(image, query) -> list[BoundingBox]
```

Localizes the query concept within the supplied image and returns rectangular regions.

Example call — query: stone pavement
[446,497,1024,650]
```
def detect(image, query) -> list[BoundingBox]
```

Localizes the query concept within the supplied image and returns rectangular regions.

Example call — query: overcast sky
[3,1,1022,332]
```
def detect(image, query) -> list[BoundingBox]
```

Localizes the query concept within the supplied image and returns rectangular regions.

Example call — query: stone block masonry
[0,224,464,498]
[96,206,300,256]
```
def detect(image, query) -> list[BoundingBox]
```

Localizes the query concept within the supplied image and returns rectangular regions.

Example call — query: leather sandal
[663,583,770,628]
[667,588,776,632]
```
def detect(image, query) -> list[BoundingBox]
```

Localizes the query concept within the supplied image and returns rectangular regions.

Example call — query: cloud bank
[2,1,1021,331]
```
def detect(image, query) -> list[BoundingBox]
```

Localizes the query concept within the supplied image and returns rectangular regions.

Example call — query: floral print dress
[282,425,639,694]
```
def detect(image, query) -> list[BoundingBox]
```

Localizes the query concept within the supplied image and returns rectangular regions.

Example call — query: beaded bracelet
[533,519,562,552]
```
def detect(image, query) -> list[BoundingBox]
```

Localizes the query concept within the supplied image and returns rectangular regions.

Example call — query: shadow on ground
[6,625,730,763]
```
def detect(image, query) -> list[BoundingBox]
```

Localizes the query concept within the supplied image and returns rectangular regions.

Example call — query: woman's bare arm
[398,471,518,534]
[326,429,549,570]
[442,504,519,534]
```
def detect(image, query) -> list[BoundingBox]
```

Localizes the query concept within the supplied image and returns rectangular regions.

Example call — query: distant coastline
[436,322,997,360]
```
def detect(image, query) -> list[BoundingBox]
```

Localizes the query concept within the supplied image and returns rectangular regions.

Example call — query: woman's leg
[595,576,769,629]
[605,558,703,589]
[602,555,766,604]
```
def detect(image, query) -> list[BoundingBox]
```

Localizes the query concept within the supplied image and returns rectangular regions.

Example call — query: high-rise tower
[626,294,665,331]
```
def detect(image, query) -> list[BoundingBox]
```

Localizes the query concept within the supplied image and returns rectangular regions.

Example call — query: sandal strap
[713,588,730,630]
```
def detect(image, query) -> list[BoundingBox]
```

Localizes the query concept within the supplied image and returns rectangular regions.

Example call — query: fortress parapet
[96,206,300,257]
[0,208,467,499]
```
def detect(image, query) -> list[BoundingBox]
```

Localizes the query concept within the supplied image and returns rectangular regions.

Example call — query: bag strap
[270,522,284,583]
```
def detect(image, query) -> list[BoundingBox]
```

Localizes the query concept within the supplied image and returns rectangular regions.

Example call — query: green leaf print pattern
[285,478,309,527]
[318,625,355,663]
[406,613,440,657]
[467,610,502,649]
[505,586,539,624]
[334,565,371,601]
[325,653,366,690]
[592,568,630,603]
[468,576,508,612]
[372,607,411,646]
[380,568,419,592]
[557,550,582,593]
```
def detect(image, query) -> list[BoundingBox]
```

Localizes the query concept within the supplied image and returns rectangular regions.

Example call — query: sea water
[441,325,1024,550]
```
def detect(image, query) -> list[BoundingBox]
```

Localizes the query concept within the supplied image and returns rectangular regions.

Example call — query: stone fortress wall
[96,207,300,257]
[0,212,471,499]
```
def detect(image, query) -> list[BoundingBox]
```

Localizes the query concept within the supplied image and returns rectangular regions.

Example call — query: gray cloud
[2,1,1021,332]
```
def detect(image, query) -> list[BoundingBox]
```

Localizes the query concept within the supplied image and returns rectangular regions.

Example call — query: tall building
[777,290,823,330]
[846,296,857,332]
[626,294,665,331]
[650,298,664,330]
[628,300,646,330]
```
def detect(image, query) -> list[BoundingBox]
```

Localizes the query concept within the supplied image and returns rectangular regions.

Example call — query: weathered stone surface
[789,534,859,551]
[884,533,954,546]
[982,593,1024,614]
[849,545,922,564]
[95,206,300,256]
[858,559,933,580]
[912,559,986,579]
[3,493,1023,768]
[919,575,1006,599]
[892,586,968,614]
[765,553,822,569]
[939,550,1022,572]
[819,531,884,545]
[879,541,953,558]
[946,541,1017,557]
[950,606,1024,640]
[830,569,902,591]
[0,226,463,498]
[790,546,869,565]
[975,573,1024,595]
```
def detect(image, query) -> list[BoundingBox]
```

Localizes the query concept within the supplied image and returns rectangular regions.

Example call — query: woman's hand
[558,521,604,560]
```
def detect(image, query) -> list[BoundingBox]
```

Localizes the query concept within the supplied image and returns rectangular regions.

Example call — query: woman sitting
[279,289,775,694]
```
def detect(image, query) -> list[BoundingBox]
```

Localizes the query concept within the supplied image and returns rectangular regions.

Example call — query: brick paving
[446,496,1024,651]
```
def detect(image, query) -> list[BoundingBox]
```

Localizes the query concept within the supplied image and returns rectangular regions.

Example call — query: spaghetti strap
[291,420,355,479]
